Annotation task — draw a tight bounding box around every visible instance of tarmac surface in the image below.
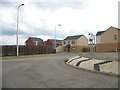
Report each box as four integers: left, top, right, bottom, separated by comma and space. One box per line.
2, 53, 119, 88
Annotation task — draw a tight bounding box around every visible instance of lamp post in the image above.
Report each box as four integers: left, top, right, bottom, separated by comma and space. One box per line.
16, 4, 24, 56
54, 24, 61, 52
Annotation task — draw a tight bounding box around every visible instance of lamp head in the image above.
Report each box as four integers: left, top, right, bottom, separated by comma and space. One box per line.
18, 4, 24, 8
58, 24, 61, 26
21, 4, 24, 6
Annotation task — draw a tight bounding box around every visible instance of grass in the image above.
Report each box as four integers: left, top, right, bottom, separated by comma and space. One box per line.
2, 54, 54, 60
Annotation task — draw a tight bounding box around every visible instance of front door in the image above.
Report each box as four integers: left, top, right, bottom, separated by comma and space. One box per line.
67, 47, 70, 52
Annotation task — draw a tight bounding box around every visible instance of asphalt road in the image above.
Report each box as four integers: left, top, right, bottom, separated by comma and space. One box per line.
2, 53, 119, 88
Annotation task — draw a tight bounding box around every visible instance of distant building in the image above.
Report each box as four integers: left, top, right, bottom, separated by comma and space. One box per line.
96, 26, 120, 52
62, 35, 89, 52
44, 39, 62, 47
25, 37, 44, 46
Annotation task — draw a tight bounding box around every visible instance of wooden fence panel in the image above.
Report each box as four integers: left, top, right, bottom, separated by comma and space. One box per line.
1, 45, 55, 56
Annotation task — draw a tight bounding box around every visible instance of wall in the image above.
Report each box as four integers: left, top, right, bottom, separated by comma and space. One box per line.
101, 27, 120, 43
44, 40, 53, 46
62, 40, 77, 47
26, 39, 34, 46
26, 39, 43, 46
96, 42, 119, 52
76, 46, 89, 52
96, 27, 120, 52
56, 46, 63, 53
77, 36, 88, 46
96, 36, 101, 44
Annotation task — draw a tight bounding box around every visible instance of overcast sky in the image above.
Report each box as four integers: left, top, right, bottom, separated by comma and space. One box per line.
0, 0, 119, 45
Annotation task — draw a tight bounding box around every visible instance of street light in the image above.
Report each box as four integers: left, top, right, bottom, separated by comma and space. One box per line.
54, 24, 61, 52
16, 4, 24, 56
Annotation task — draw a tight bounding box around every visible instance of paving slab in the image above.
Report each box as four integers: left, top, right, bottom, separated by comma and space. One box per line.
68, 57, 89, 66
66, 55, 120, 76
100, 61, 119, 75
67, 55, 80, 62
79, 59, 106, 70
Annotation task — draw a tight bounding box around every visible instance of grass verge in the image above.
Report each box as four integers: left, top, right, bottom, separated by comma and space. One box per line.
2, 54, 54, 60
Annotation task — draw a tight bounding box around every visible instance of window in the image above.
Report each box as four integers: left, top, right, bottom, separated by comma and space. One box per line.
114, 35, 117, 40
63, 41, 66, 45
68, 41, 70, 45
35, 41, 38, 46
72, 40, 75, 44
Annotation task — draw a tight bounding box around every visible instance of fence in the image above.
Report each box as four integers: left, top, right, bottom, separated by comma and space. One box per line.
1, 45, 55, 56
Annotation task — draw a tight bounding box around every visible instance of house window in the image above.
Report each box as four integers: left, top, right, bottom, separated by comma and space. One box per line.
114, 35, 117, 40
35, 41, 38, 46
63, 41, 66, 45
68, 41, 70, 45
72, 40, 75, 44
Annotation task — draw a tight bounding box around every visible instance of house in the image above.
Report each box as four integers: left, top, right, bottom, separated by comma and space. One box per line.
44, 39, 62, 47
96, 26, 120, 52
25, 37, 44, 46
62, 35, 89, 52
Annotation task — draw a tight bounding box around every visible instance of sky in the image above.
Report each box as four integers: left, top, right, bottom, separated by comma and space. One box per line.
0, 0, 119, 45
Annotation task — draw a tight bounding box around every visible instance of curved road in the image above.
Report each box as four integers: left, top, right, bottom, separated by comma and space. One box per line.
2, 53, 118, 88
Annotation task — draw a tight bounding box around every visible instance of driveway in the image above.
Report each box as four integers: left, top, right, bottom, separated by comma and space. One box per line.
2, 53, 118, 88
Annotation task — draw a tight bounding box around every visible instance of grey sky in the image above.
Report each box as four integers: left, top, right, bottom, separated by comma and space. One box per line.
0, 0, 119, 45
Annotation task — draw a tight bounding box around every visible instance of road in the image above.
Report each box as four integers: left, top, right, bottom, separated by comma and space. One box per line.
2, 53, 118, 88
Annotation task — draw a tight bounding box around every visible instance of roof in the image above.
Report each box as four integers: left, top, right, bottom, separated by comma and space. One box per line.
29, 37, 43, 42
47, 39, 62, 44
48, 39, 62, 42
96, 26, 120, 36
64, 35, 83, 40
96, 31, 105, 36
112, 26, 120, 30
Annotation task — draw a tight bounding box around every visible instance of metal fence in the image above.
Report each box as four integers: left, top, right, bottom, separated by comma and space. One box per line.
1, 45, 55, 56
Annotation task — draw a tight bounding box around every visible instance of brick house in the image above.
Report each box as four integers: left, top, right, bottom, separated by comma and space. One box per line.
62, 35, 89, 52
44, 39, 62, 47
96, 26, 120, 52
25, 37, 44, 46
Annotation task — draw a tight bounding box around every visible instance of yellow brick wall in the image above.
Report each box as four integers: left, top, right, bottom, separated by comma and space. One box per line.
96, 42, 120, 52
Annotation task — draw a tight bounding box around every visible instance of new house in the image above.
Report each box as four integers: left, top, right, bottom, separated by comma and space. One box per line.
44, 39, 62, 47
62, 35, 89, 52
25, 37, 44, 46
96, 26, 120, 52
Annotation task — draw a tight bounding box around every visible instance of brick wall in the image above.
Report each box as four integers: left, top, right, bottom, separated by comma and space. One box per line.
96, 42, 120, 52
26, 39, 43, 46
44, 40, 53, 46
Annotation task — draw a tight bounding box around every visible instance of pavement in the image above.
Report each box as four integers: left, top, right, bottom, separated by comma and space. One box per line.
65, 52, 120, 77
2, 53, 119, 88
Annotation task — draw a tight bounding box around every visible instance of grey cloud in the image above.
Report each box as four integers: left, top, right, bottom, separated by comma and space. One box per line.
1, 0, 89, 10
30, 27, 53, 36
34, 0, 88, 11
2, 25, 24, 36
54, 30, 67, 39
1, 2, 21, 9
1, 0, 88, 41
23, 25, 66, 39
2, 23, 52, 37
